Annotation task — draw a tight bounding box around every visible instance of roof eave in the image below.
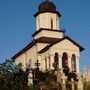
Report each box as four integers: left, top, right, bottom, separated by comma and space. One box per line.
34, 11, 61, 17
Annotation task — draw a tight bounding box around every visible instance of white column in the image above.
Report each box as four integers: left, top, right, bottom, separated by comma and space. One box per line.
39, 55, 45, 71
76, 57, 80, 73
59, 55, 62, 69
47, 57, 49, 70
46, 57, 49, 70
45, 57, 47, 71
68, 55, 72, 72
50, 54, 54, 70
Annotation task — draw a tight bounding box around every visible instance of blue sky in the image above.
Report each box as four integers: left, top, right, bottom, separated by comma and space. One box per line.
0, 0, 90, 70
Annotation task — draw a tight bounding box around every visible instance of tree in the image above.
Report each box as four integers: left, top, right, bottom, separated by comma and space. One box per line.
0, 59, 29, 90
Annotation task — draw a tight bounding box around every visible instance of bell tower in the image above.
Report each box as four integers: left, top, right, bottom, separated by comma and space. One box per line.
34, 0, 61, 31
32, 0, 65, 39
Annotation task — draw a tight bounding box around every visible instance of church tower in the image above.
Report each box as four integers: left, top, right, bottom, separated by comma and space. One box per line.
34, 0, 61, 30
33, 0, 65, 39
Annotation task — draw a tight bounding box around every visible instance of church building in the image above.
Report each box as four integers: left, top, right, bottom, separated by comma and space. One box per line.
12, 0, 84, 86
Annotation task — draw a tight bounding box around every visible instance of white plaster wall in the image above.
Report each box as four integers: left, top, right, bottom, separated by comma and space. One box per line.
42, 30, 63, 38
15, 45, 37, 70
38, 39, 80, 72
36, 43, 51, 71
36, 13, 60, 30
15, 43, 49, 71
34, 31, 42, 39
37, 43, 49, 51
26, 45, 37, 68
51, 39, 79, 57
37, 43, 49, 71
51, 39, 80, 73
15, 54, 26, 70
15, 39, 80, 73
34, 30, 63, 39
39, 49, 51, 71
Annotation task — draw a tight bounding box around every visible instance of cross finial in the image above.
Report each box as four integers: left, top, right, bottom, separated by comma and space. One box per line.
35, 60, 40, 68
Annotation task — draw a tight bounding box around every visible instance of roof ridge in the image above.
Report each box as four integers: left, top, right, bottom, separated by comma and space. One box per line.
38, 36, 85, 54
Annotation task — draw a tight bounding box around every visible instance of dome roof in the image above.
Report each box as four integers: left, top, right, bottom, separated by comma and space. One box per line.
34, 0, 61, 17
39, 0, 56, 12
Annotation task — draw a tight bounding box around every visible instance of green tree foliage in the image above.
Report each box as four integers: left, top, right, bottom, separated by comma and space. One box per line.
63, 66, 78, 82
0, 60, 62, 90
0, 59, 29, 90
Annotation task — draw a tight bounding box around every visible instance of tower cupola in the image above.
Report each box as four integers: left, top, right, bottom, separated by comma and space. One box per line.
39, 0, 56, 13
33, 0, 64, 39
34, 0, 61, 17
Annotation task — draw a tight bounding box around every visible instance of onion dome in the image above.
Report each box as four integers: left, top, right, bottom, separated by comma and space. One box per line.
39, 0, 56, 12
34, 0, 61, 17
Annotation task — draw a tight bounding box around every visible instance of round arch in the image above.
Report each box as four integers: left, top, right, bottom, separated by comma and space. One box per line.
62, 52, 68, 69
71, 54, 76, 72
54, 52, 59, 70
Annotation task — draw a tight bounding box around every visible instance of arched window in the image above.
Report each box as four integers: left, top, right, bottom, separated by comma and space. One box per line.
71, 54, 76, 72
54, 53, 59, 70
56, 16, 59, 29
51, 18, 53, 29
62, 52, 68, 68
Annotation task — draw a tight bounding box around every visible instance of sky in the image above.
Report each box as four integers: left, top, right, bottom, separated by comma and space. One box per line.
0, 0, 90, 70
